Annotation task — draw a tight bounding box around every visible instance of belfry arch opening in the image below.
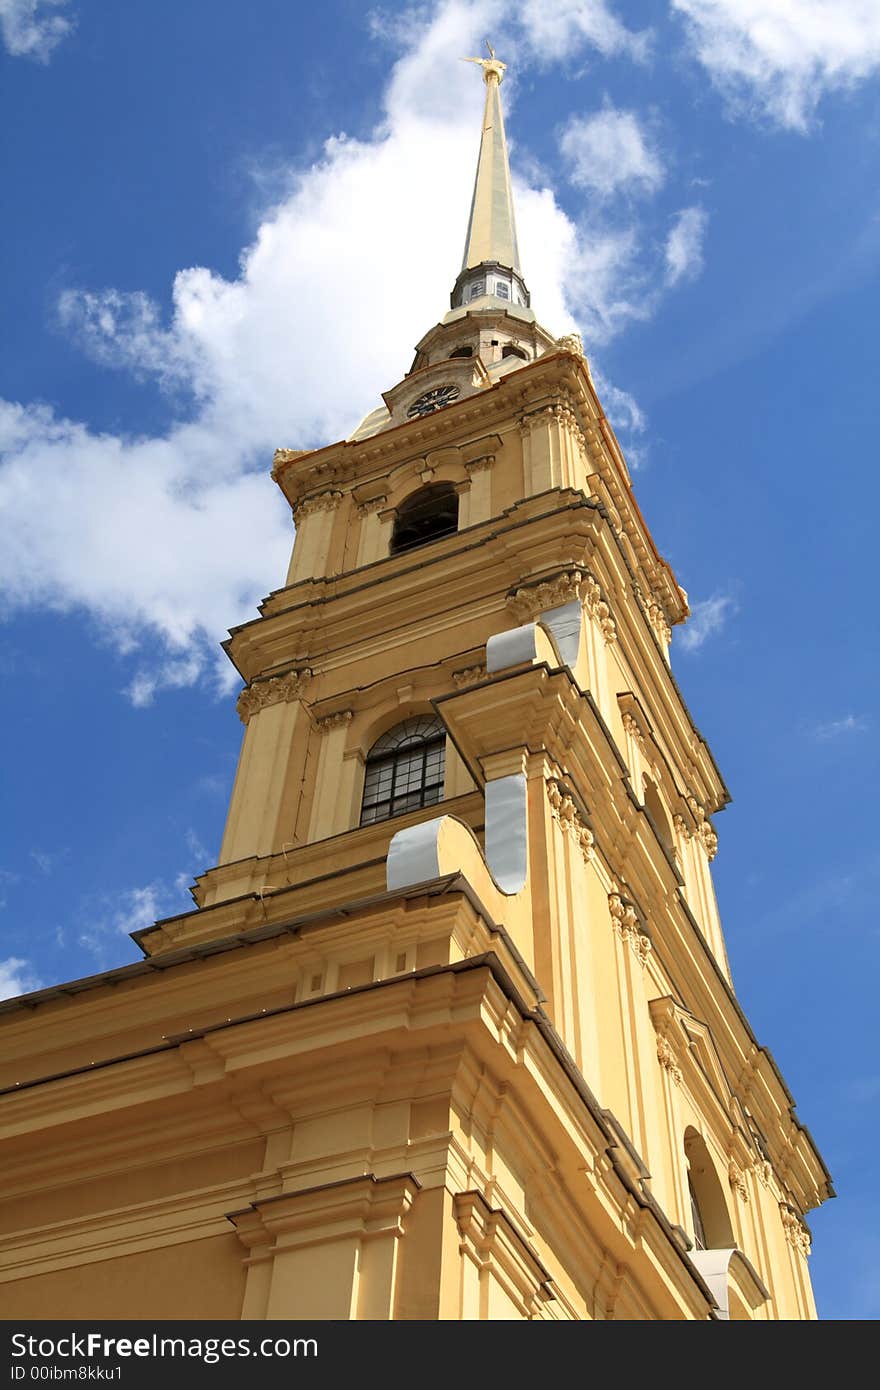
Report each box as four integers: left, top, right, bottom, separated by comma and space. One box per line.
390, 483, 459, 555
684, 1129, 734, 1250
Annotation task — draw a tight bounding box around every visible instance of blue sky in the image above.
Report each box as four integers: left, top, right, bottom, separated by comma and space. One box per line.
1, 0, 878, 1319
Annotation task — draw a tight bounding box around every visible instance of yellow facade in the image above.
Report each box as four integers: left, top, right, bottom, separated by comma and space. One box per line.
0, 60, 831, 1321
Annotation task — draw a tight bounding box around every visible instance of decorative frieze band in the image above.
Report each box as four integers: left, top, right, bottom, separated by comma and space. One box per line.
547, 780, 594, 861
452, 664, 487, 688
292, 490, 343, 522
237, 669, 312, 724
608, 892, 651, 966
315, 710, 353, 733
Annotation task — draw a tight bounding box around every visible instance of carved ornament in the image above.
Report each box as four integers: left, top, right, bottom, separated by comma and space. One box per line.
292, 490, 344, 522
237, 669, 312, 724
452, 664, 487, 688
686, 795, 718, 861
584, 573, 617, 644
464, 454, 495, 475
315, 710, 353, 733
608, 892, 651, 966
646, 599, 672, 647
555, 332, 584, 357
781, 1206, 812, 1258
547, 780, 594, 862
656, 1035, 683, 1086
355, 495, 387, 517
728, 1162, 750, 1203
621, 711, 647, 753
506, 569, 586, 620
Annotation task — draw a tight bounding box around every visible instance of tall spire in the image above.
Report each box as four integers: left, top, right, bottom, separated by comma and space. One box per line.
451, 45, 529, 312
461, 47, 520, 273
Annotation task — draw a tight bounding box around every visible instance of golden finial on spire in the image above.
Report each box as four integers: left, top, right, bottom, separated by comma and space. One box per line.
462, 38, 506, 84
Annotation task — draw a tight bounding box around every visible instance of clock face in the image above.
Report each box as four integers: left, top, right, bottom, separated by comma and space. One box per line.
406, 384, 461, 418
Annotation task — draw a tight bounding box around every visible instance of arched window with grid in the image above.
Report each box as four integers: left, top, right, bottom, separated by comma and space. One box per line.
359, 715, 446, 826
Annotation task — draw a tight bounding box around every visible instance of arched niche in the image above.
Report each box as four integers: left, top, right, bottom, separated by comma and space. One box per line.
684, 1128, 735, 1250
643, 774, 674, 856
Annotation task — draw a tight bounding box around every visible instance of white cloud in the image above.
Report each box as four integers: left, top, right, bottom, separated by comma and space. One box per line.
676, 592, 736, 651
76, 882, 177, 964
665, 206, 709, 284
671, 0, 880, 130
810, 714, 868, 741
0, 0, 72, 61
1, 0, 696, 701
0, 956, 41, 999
518, 0, 651, 63
559, 108, 664, 199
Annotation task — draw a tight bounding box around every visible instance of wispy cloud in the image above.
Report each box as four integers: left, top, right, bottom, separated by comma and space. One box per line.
517, 0, 651, 64
29, 846, 68, 876
809, 714, 868, 741
559, 106, 664, 199
671, 0, 880, 131
665, 206, 709, 285
676, 592, 737, 651
0, 869, 19, 910
0, 0, 73, 62
0, 955, 42, 1000
76, 882, 175, 965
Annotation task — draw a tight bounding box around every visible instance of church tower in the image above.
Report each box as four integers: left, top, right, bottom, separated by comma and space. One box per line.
0, 54, 832, 1321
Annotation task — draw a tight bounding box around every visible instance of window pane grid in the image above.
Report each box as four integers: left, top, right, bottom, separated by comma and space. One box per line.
360, 731, 446, 826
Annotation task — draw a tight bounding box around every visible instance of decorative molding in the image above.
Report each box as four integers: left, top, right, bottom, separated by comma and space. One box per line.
780, 1205, 812, 1258
547, 780, 594, 862
584, 573, 617, 644
355, 495, 387, 517
621, 710, 647, 754
686, 796, 718, 860
292, 490, 344, 521
656, 1035, 683, 1086
453, 1190, 556, 1319
751, 1158, 774, 1190
647, 599, 672, 647
237, 669, 312, 724
506, 569, 586, 621
452, 664, 487, 688
728, 1162, 750, 1203
608, 892, 651, 966
464, 454, 495, 475
315, 710, 353, 733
